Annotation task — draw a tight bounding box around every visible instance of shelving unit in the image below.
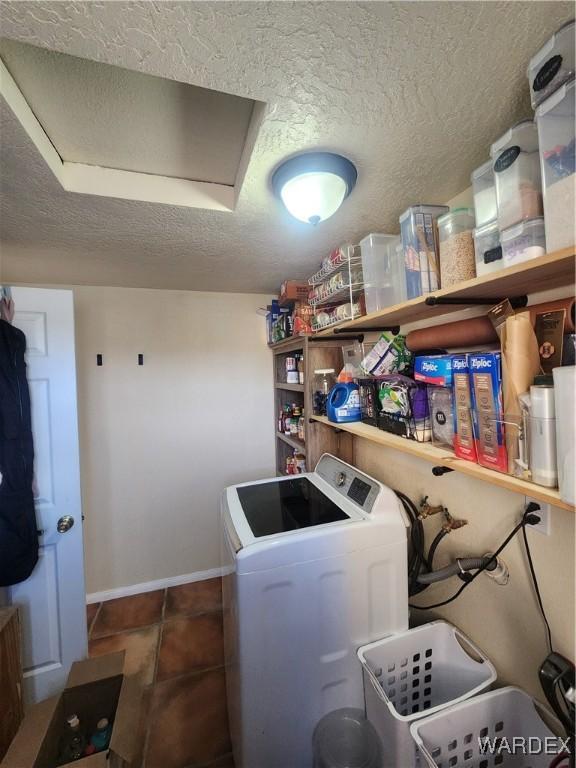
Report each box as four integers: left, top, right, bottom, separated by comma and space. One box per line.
313, 246, 575, 335
276, 382, 304, 393
271, 336, 354, 475
276, 431, 307, 453
311, 415, 574, 512
269, 246, 575, 507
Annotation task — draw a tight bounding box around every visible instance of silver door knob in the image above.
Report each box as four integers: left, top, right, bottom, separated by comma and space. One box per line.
57, 515, 75, 533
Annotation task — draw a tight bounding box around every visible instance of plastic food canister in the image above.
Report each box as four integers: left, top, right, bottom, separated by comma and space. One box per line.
500, 216, 546, 267
536, 77, 576, 253
553, 365, 575, 505
360, 233, 406, 314
400, 204, 449, 299
437, 208, 476, 288
471, 160, 498, 227
528, 18, 575, 109
473, 220, 503, 276
491, 120, 543, 231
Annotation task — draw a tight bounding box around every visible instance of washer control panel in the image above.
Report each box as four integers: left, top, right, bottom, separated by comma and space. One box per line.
315, 454, 380, 513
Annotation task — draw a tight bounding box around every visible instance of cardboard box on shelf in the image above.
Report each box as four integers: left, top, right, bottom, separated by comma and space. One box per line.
2, 652, 142, 768
279, 281, 309, 305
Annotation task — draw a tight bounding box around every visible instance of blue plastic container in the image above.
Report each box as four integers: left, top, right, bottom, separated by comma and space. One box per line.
326, 383, 362, 423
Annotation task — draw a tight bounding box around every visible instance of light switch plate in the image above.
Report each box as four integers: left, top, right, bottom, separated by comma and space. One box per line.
525, 497, 551, 536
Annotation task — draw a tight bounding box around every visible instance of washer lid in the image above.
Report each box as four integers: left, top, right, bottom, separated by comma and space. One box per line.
237, 476, 349, 537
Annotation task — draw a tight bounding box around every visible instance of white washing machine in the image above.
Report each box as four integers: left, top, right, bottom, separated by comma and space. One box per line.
220, 454, 409, 768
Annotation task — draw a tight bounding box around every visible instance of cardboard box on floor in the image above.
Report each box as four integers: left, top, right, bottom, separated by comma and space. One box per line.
1, 651, 142, 768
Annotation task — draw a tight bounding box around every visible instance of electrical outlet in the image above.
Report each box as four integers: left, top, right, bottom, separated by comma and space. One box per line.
524, 497, 551, 536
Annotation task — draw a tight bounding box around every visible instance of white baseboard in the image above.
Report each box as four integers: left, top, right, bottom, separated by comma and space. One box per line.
86, 566, 224, 604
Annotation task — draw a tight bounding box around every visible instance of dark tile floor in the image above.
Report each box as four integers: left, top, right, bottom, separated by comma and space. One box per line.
87, 578, 232, 768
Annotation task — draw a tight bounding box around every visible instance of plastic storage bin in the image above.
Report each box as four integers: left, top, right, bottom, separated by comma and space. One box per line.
360, 233, 406, 314
410, 686, 564, 768
473, 220, 503, 276
536, 77, 576, 253
471, 160, 498, 227
358, 621, 497, 768
501, 217, 546, 267
528, 19, 575, 108
400, 205, 449, 299
313, 708, 382, 768
491, 120, 543, 231
437, 208, 476, 288
553, 366, 576, 506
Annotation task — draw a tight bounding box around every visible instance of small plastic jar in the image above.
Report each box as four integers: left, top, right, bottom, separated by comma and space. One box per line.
473, 220, 503, 276
471, 160, 497, 227
437, 208, 476, 288
501, 216, 546, 267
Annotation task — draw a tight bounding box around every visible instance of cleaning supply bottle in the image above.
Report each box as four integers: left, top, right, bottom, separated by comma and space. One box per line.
58, 714, 86, 764
326, 382, 362, 423
90, 718, 112, 753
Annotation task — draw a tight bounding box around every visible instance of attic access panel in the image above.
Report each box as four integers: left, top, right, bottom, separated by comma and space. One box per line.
0, 38, 264, 211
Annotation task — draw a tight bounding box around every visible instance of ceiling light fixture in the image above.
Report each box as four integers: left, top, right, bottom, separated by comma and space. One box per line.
272, 152, 357, 225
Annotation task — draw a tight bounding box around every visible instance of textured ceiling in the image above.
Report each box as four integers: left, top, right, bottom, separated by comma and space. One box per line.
0, 1, 573, 293
0, 37, 257, 184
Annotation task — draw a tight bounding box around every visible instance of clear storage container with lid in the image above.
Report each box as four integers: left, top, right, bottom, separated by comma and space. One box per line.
501, 216, 546, 267
360, 233, 406, 314
400, 204, 448, 299
473, 220, 502, 276
437, 208, 476, 287
491, 119, 543, 231
471, 160, 497, 226
528, 19, 575, 108
536, 77, 575, 253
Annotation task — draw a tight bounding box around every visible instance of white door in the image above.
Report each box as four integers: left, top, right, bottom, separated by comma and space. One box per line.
6, 286, 87, 705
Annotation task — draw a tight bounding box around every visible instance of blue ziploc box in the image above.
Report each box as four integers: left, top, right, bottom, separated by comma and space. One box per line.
468, 352, 508, 473
451, 354, 477, 462
414, 354, 453, 386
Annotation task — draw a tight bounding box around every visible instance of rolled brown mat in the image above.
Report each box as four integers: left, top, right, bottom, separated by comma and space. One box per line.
406, 316, 498, 351
529, 297, 575, 332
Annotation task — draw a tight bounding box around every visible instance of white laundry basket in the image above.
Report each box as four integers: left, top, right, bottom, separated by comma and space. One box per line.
410, 686, 565, 768
358, 621, 497, 768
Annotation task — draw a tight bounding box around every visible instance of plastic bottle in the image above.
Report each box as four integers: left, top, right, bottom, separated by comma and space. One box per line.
283, 405, 293, 435
90, 718, 112, 752
59, 714, 86, 764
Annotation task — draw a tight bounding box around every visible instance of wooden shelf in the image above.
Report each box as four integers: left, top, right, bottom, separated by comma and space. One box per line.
311, 415, 574, 513
268, 336, 308, 351
276, 432, 307, 453
315, 246, 575, 335
275, 382, 304, 393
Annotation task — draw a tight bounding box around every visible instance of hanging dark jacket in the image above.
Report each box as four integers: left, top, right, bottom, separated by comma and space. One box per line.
0, 318, 38, 586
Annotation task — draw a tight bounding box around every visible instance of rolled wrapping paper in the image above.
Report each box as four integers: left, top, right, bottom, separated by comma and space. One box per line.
405, 298, 575, 352
406, 317, 498, 351
529, 297, 575, 333
501, 312, 542, 475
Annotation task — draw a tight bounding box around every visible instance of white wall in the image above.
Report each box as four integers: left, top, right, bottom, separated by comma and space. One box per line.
354, 443, 575, 701
71, 286, 274, 597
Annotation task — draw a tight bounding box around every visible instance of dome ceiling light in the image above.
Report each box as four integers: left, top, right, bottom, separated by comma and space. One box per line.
271, 152, 357, 225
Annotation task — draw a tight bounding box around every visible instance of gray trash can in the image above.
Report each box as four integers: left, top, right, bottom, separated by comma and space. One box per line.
313, 708, 382, 768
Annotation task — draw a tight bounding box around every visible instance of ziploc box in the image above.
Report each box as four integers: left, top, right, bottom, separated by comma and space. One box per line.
2, 651, 143, 768
414, 355, 454, 449
414, 354, 453, 386
451, 354, 477, 462
468, 352, 508, 473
